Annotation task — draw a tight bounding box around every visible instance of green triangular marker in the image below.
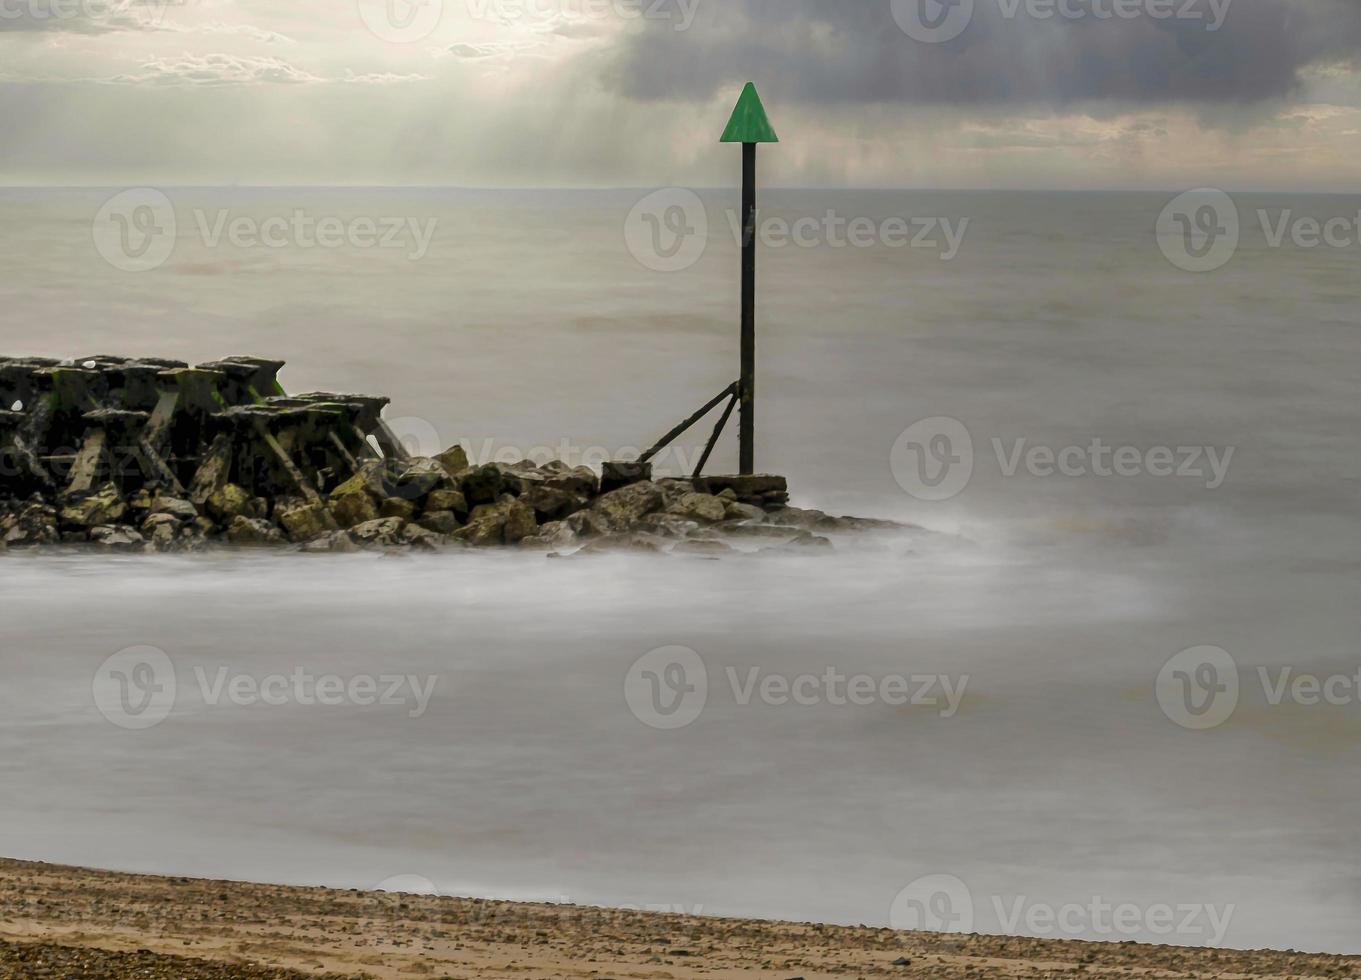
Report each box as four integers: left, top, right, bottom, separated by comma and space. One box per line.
720, 82, 778, 144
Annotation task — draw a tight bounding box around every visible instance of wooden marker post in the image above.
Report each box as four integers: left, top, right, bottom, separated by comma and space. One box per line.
720, 82, 778, 476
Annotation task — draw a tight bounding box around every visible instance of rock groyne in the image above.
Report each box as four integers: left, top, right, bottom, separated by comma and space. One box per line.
0, 355, 896, 555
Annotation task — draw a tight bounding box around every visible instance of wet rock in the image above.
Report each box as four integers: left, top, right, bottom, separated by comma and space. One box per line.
350, 517, 408, 548
635, 513, 701, 539
519, 520, 577, 551
226, 516, 285, 546
299, 530, 358, 554
380, 497, 418, 522
453, 495, 536, 546
694, 474, 788, 507
149, 495, 198, 522
720, 523, 802, 541
585, 481, 664, 536
782, 532, 834, 550
418, 511, 462, 535
425, 489, 468, 518
331, 491, 379, 529
457, 464, 506, 507
668, 492, 727, 524
540, 460, 598, 497
601, 460, 652, 494
521, 485, 590, 523
434, 444, 470, 478
503, 498, 538, 544
277, 502, 333, 543
392, 458, 449, 501
206, 484, 256, 524
140, 512, 182, 552
59, 483, 126, 528
89, 524, 144, 551
401, 524, 443, 551
724, 501, 766, 523
578, 532, 668, 555
2, 502, 58, 547
672, 538, 735, 558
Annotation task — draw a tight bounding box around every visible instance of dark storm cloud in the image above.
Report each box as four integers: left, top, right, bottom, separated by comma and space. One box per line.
606, 0, 1361, 106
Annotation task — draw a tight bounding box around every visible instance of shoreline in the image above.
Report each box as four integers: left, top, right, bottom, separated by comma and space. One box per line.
2, 859, 1356, 979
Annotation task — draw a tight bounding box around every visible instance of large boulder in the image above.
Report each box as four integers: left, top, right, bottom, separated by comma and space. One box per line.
2, 502, 58, 547
425, 489, 468, 518
226, 516, 285, 546
521, 484, 590, 523
328, 465, 386, 528
456, 464, 506, 507
380, 498, 418, 522
391, 458, 450, 502
89, 524, 144, 552
519, 520, 578, 552
582, 481, 664, 536
299, 530, 359, 554
59, 484, 125, 528
693, 474, 789, 509
206, 483, 256, 524
667, 492, 727, 524
149, 495, 198, 522
601, 461, 652, 495
350, 517, 408, 548
452, 495, 537, 547
540, 460, 598, 497
435, 445, 470, 478
140, 512, 182, 552
419, 511, 462, 535
331, 490, 379, 529
277, 501, 333, 543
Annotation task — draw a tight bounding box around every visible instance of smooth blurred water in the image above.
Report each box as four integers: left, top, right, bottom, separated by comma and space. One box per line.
1, 188, 1359, 954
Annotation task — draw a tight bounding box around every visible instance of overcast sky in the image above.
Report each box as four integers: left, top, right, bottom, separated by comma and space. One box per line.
2, 0, 1359, 188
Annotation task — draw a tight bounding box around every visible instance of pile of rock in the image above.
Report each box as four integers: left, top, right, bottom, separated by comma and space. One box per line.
0, 354, 900, 556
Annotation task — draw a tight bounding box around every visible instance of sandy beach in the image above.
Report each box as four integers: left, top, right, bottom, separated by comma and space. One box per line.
0, 859, 1354, 980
